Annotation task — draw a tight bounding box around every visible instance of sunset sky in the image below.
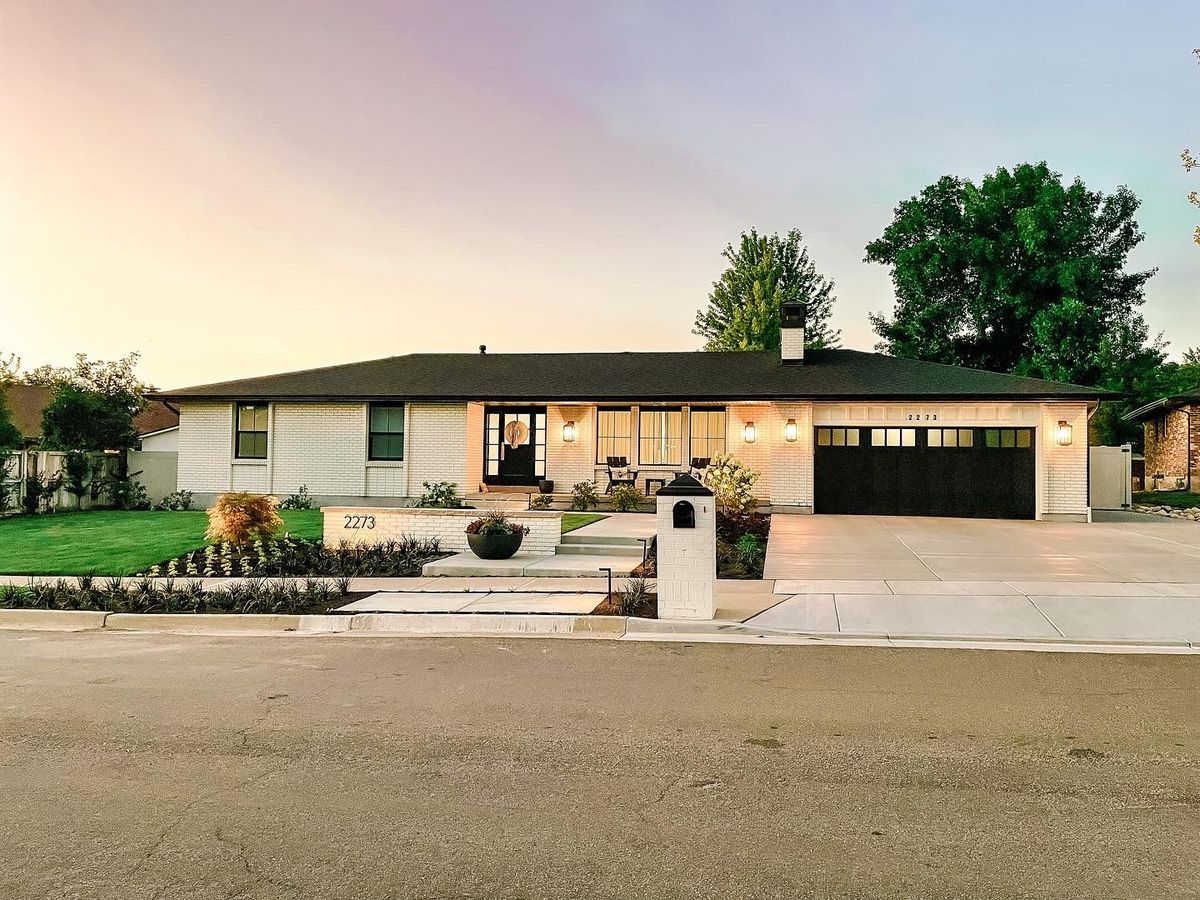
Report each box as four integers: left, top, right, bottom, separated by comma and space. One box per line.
2, 1, 1198, 389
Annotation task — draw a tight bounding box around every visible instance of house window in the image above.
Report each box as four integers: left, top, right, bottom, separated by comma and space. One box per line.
870, 428, 916, 447
816, 427, 860, 447
926, 428, 974, 448
596, 408, 632, 463
639, 408, 682, 466
984, 428, 1033, 449
235, 403, 269, 459
689, 408, 726, 460
368, 403, 405, 461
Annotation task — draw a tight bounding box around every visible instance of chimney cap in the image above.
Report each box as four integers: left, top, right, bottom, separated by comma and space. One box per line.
780, 301, 807, 327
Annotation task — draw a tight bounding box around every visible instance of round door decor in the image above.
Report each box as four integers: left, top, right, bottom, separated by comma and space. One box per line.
503, 420, 529, 448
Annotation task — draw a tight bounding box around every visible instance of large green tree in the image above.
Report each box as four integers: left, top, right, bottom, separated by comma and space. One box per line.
39, 353, 145, 453
865, 162, 1164, 444
694, 228, 840, 351
0, 388, 20, 452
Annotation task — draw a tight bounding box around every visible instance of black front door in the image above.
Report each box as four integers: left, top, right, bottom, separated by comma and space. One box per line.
484, 407, 547, 486
813, 426, 1036, 519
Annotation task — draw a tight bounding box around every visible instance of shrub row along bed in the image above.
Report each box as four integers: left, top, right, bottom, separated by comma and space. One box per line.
0, 576, 356, 615
144, 535, 448, 579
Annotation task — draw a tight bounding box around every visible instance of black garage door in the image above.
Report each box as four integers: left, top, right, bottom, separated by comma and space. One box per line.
814, 426, 1036, 519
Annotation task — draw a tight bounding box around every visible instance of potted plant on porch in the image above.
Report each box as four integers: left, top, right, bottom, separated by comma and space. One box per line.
465, 511, 531, 560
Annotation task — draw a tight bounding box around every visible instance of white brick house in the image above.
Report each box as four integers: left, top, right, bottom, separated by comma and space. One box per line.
158, 303, 1107, 522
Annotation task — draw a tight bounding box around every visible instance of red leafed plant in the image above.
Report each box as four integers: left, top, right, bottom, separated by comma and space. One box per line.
205, 492, 284, 546
465, 511, 529, 537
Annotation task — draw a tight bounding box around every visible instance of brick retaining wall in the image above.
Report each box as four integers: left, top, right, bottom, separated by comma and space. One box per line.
322, 507, 562, 555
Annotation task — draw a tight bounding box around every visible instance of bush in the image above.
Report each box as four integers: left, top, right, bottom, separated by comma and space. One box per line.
610, 577, 655, 616
0, 575, 350, 616
106, 476, 151, 511
465, 511, 529, 536
417, 481, 462, 508
702, 454, 760, 514
155, 490, 194, 511
570, 480, 599, 511
528, 493, 554, 510
205, 492, 283, 546
609, 483, 645, 512
22, 471, 61, 515
279, 484, 313, 510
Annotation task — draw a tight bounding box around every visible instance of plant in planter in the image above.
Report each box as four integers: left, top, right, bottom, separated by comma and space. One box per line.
465, 511, 531, 560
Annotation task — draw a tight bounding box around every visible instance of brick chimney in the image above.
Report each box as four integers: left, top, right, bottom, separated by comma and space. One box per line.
780, 301, 806, 364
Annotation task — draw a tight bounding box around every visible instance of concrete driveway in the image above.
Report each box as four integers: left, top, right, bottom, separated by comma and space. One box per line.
764, 512, 1200, 583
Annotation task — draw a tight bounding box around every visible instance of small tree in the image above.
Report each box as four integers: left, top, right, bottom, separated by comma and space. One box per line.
206, 493, 283, 547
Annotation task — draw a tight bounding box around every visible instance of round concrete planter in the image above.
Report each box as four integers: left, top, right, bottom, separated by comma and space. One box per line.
467, 531, 525, 560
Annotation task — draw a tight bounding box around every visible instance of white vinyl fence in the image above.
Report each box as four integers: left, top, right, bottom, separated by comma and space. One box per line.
1089, 445, 1133, 511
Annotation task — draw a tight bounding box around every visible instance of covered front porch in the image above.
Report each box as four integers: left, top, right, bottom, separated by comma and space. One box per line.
461, 400, 792, 500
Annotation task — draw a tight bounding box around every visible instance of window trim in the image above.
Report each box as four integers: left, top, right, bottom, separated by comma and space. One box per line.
688, 406, 727, 461
234, 402, 269, 460
367, 402, 406, 462
638, 406, 684, 467
595, 406, 633, 465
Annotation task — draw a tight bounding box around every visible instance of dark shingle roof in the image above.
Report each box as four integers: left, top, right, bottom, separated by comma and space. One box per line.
1123, 392, 1200, 422
154, 349, 1111, 403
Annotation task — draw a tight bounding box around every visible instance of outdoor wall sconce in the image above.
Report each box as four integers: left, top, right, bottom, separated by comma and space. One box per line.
784, 418, 798, 442
743, 422, 756, 443
1055, 420, 1073, 446
562, 421, 577, 443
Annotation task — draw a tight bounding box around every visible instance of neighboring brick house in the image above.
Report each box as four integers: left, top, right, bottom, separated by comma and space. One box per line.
1125, 393, 1200, 491
154, 302, 1111, 522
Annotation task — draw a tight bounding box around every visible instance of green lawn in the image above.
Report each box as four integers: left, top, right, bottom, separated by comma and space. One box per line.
1133, 491, 1200, 510
0, 510, 323, 576
561, 513, 607, 534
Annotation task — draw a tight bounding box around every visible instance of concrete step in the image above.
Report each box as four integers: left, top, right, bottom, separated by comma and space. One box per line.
555, 542, 644, 557
559, 532, 648, 547
522, 555, 643, 578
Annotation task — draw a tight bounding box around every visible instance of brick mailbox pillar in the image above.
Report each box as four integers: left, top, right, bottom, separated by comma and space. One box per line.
654, 473, 716, 619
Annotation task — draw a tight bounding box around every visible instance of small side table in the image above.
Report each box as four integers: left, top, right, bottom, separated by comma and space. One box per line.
645, 477, 666, 495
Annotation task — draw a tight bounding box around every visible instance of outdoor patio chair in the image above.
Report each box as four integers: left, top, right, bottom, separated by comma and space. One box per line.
605, 456, 638, 493
676, 457, 710, 480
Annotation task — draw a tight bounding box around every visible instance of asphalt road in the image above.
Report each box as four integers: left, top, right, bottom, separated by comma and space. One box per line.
1, 632, 1198, 900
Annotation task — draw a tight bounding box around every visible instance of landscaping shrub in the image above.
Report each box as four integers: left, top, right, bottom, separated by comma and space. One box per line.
105, 476, 151, 511
279, 484, 313, 510
702, 454, 760, 514
148, 534, 445, 578
609, 483, 645, 512
155, 490, 195, 511
0, 575, 352, 616
714, 509, 772, 579
417, 480, 462, 508
609, 576, 655, 617
528, 493, 554, 510
22, 471, 61, 515
205, 492, 284, 546
570, 480, 599, 511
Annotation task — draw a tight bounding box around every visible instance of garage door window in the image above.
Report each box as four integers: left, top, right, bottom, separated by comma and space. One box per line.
984, 428, 1032, 449
870, 428, 916, 447
816, 427, 860, 447
927, 428, 974, 448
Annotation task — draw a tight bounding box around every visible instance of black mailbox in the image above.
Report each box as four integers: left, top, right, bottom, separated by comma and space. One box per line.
673, 500, 695, 529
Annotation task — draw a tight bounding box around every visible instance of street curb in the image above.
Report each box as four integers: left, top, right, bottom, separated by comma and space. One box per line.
103, 613, 306, 634
348, 613, 627, 638
0, 609, 110, 631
